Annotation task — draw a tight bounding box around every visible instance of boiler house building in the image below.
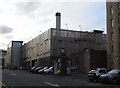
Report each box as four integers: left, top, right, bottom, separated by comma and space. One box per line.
6, 12, 107, 73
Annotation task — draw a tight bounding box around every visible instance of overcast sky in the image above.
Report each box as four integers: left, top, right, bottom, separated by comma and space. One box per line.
0, 0, 106, 50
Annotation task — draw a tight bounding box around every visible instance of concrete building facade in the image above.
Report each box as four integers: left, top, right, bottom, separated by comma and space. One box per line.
5, 12, 107, 73
5, 41, 23, 69
20, 28, 107, 73
106, 1, 120, 69
0, 49, 7, 69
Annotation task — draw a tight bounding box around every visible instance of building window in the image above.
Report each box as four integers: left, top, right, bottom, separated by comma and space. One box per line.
58, 40, 62, 42
111, 19, 113, 27
111, 45, 114, 53
118, 14, 120, 23
110, 6, 113, 14
63, 31, 67, 37
119, 1, 120, 8
74, 39, 78, 43
119, 28, 120, 42
52, 30, 56, 36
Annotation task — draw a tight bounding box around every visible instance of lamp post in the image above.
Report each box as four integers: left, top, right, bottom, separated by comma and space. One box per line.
65, 24, 68, 30
79, 25, 81, 31
38, 30, 41, 35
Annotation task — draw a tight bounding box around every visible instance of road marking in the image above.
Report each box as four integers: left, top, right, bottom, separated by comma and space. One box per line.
11, 73, 16, 75
0, 82, 8, 88
44, 82, 60, 87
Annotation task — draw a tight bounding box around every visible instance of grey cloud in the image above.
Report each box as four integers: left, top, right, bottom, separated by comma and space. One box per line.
15, 0, 41, 15
37, 18, 51, 24
15, 0, 53, 18
38, 10, 54, 17
34, 10, 53, 23
0, 25, 13, 34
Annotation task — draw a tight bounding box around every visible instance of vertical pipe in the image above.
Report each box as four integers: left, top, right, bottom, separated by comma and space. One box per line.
56, 12, 61, 29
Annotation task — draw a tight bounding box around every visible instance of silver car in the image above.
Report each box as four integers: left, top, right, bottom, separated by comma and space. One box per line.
38, 67, 48, 74
44, 67, 53, 74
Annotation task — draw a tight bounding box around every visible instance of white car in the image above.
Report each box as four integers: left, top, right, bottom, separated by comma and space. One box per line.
44, 67, 53, 74
88, 68, 107, 82
38, 67, 48, 74
30, 66, 37, 72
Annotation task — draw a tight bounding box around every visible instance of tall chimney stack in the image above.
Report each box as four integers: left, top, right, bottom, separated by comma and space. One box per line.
55, 12, 61, 29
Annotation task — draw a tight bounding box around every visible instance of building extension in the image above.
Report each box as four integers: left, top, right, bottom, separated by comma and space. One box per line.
0, 49, 7, 69
106, 0, 120, 69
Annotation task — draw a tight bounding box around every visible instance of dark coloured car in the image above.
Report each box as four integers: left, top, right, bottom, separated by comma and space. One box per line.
88, 68, 107, 82
100, 69, 120, 84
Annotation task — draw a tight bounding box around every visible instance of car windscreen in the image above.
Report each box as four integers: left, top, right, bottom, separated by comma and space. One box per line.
108, 70, 120, 74
99, 70, 107, 73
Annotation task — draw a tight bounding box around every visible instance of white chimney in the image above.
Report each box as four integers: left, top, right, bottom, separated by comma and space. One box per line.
55, 12, 61, 29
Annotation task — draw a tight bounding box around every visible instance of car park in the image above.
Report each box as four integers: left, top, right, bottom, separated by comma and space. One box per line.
38, 67, 48, 74
100, 69, 120, 84
43, 67, 53, 74
88, 68, 107, 82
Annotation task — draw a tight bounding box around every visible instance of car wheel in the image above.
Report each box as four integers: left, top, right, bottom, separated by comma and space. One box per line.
48, 71, 52, 74
89, 78, 93, 82
96, 76, 101, 82
112, 78, 118, 84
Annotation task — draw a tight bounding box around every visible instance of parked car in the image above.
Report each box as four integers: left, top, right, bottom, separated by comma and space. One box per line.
70, 66, 78, 72
20, 66, 27, 70
29, 66, 37, 73
43, 67, 53, 74
38, 67, 48, 74
88, 68, 107, 82
100, 69, 120, 84
33, 66, 42, 73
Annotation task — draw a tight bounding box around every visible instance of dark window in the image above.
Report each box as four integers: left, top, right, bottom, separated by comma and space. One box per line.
118, 72, 120, 75
110, 6, 113, 14
99, 70, 106, 73
58, 40, 62, 42
118, 14, 120, 23
74, 39, 78, 43
119, 1, 120, 8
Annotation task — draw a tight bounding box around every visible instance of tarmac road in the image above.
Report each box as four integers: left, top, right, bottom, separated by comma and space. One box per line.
1, 70, 119, 88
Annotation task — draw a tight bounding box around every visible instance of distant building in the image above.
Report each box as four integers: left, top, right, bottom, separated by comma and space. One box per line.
0, 49, 7, 68
5, 41, 23, 69
106, 1, 120, 69
20, 28, 107, 73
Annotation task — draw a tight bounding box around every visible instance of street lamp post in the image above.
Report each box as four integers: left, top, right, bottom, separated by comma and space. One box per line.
65, 24, 68, 30
79, 25, 81, 31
